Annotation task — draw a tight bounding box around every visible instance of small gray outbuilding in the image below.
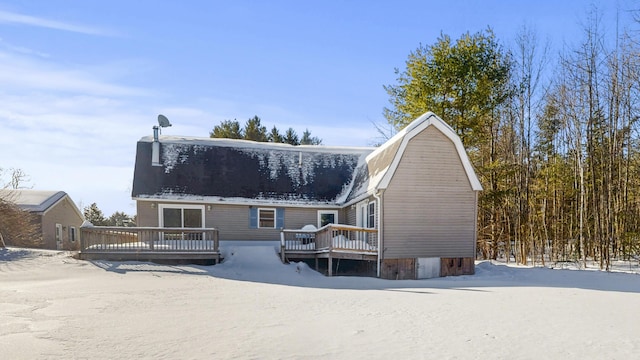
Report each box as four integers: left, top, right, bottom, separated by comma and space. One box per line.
0, 189, 84, 250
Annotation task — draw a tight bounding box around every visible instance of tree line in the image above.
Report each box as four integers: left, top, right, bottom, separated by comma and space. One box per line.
83, 203, 136, 227
384, 9, 640, 269
210, 115, 322, 145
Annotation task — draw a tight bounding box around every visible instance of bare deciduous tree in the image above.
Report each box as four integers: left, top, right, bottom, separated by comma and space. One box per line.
0, 194, 42, 248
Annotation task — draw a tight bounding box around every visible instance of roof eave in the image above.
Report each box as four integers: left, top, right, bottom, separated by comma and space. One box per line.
132, 196, 344, 209
376, 112, 483, 192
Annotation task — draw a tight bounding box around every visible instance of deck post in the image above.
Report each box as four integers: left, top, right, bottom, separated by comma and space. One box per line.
213, 229, 219, 264
280, 231, 286, 263
328, 255, 333, 276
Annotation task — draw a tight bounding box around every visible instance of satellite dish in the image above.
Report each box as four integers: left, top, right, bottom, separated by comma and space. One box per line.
158, 114, 172, 128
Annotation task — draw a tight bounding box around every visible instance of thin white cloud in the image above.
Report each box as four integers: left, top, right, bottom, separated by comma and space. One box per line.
0, 37, 49, 58
0, 51, 151, 96
0, 9, 115, 36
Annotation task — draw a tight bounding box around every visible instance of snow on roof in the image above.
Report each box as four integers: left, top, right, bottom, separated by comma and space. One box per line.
367, 112, 482, 192
132, 136, 375, 205
132, 112, 482, 206
0, 189, 67, 212
139, 135, 376, 154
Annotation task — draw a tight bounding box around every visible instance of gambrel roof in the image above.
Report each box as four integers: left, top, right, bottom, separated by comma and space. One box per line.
131, 112, 481, 207
343, 112, 482, 205
132, 136, 375, 206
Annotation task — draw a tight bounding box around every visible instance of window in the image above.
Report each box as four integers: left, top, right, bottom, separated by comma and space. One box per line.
159, 205, 204, 228
159, 205, 205, 240
249, 207, 284, 229
356, 201, 376, 229
258, 208, 276, 228
163, 208, 182, 227
367, 201, 376, 228
69, 227, 77, 242
317, 210, 338, 228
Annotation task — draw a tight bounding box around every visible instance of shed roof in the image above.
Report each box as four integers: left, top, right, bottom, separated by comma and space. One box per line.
0, 189, 68, 213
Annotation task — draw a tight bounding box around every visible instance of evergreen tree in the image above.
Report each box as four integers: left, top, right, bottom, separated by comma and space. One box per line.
210, 117, 321, 146
210, 120, 243, 139
384, 28, 511, 150
300, 129, 322, 145
268, 126, 284, 143
107, 211, 134, 227
83, 203, 107, 226
284, 128, 299, 145
243, 116, 268, 142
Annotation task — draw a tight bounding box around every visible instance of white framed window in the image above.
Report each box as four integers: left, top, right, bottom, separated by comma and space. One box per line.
158, 204, 205, 228
258, 208, 276, 228
69, 226, 77, 242
317, 210, 339, 228
356, 201, 375, 229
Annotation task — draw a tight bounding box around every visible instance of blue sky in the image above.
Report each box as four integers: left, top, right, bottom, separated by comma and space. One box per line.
0, 0, 635, 216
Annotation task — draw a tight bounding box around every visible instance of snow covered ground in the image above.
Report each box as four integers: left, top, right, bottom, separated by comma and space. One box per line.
1, 244, 639, 359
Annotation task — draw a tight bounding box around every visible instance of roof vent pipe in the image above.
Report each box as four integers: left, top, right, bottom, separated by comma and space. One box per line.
152, 126, 161, 166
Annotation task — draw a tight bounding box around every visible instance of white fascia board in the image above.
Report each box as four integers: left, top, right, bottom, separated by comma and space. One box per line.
133, 197, 343, 209
376, 112, 483, 191
341, 189, 377, 208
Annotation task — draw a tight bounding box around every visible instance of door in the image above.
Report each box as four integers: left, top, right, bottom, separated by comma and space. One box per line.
356, 203, 368, 241
417, 257, 441, 279
55, 224, 63, 250
356, 203, 367, 227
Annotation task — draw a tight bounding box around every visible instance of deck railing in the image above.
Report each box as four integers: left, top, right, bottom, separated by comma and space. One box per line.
280, 224, 378, 261
80, 226, 219, 254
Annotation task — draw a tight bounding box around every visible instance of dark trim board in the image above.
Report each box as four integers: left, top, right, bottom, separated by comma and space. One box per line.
282, 249, 377, 276
282, 250, 377, 262
315, 252, 377, 261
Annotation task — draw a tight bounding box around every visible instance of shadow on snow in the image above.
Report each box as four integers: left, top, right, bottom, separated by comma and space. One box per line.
85, 244, 640, 294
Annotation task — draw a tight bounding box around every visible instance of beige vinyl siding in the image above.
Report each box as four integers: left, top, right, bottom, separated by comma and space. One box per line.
383, 126, 477, 258
41, 197, 84, 250
344, 206, 356, 226
347, 196, 378, 228
136, 200, 341, 241
213, 204, 343, 240
136, 201, 159, 227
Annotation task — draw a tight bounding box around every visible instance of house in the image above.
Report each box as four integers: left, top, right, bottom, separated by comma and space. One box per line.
0, 189, 84, 250
131, 112, 482, 279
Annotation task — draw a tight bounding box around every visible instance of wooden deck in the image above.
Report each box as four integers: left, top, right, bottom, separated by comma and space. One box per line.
79, 226, 221, 263
280, 224, 378, 276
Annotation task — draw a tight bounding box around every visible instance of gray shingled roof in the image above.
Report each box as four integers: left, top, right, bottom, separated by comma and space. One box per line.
131, 112, 482, 206
0, 189, 68, 213
131, 136, 376, 206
